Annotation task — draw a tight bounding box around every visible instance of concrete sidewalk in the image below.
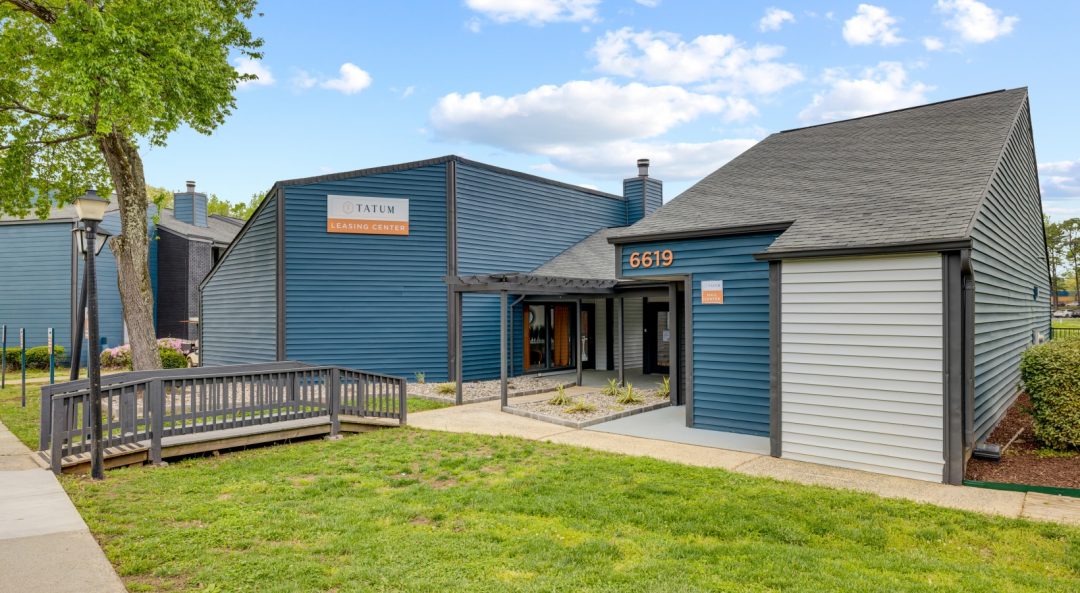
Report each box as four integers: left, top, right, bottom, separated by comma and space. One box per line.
0, 421, 126, 593
409, 396, 1080, 526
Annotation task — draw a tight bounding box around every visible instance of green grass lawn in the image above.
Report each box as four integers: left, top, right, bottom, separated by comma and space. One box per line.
55, 429, 1079, 593
1053, 317, 1080, 328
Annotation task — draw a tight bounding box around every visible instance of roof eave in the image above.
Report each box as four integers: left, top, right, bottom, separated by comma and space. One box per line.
607, 222, 793, 245
753, 238, 973, 261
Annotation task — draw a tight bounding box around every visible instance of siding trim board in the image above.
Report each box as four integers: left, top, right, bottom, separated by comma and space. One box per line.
276, 185, 286, 360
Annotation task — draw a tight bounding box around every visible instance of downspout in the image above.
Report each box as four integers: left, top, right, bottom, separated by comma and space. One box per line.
960, 250, 982, 462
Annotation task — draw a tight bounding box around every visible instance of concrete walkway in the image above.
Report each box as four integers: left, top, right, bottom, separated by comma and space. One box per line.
409, 395, 1080, 526
0, 420, 126, 593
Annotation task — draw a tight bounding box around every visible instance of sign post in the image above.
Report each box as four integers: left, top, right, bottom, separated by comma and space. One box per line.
48, 327, 55, 385
1, 324, 6, 389
19, 328, 26, 407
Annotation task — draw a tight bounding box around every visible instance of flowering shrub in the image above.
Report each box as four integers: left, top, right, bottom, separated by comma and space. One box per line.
100, 339, 188, 370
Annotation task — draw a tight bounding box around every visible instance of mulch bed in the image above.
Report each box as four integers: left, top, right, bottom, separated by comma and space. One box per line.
965, 393, 1080, 489
508, 388, 668, 426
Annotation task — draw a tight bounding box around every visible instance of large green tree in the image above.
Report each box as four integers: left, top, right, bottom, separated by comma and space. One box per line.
0, 1, 261, 369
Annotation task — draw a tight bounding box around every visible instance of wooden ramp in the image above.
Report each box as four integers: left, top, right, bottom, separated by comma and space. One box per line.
36, 415, 399, 474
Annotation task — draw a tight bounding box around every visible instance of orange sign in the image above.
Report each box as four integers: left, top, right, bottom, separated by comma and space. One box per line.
701, 280, 724, 304
327, 195, 409, 236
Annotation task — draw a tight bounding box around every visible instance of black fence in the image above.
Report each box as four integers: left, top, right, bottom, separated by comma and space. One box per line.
1051, 326, 1080, 341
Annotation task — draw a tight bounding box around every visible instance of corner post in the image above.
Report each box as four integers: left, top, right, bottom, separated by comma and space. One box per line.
328, 368, 341, 437
50, 397, 66, 474
500, 290, 508, 408
39, 386, 52, 451
398, 378, 407, 426
149, 379, 164, 465
455, 290, 463, 406
768, 261, 782, 458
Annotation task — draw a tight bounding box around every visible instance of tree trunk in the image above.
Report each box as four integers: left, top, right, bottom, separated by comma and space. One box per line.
97, 130, 161, 370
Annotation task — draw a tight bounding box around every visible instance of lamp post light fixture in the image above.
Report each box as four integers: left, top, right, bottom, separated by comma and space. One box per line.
74, 189, 109, 480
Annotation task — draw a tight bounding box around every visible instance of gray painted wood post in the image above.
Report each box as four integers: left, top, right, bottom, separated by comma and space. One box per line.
329, 368, 341, 436
575, 298, 583, 387
121, 388, 136, 436
668, 282, 678, 406
39, 388, 52, 451
615, 296, 624, 385
455, 291, 463, 406
50, 398, 65, 474
398, 378, 407, 426
149, 379, 163, 465
500, 290, 508, 409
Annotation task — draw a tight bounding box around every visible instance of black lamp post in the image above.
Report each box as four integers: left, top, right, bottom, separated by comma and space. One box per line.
74, 189, 110, 480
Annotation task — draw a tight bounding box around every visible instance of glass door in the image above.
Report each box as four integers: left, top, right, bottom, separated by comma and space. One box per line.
523, 303, 578, 372
644, 302, 670, 375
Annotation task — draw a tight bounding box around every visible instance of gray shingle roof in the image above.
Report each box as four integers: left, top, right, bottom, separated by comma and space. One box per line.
532, 227, 626, 280
156, 209, 242, 245
609, 88, 1029, 255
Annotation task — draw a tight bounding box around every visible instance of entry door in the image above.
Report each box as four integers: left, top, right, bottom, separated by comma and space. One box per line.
644, 302, 670, 375
523, 303, 580, 372
580, 303, 596, 370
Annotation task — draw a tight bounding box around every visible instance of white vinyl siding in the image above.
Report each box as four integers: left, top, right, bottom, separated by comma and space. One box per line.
781, 254, 945, 482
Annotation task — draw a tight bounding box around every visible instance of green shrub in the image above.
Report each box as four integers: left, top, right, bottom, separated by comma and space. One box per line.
436, 382, 456, 395
100, 344, 132, 370
160, 347, 189, 369
1, 345, 65, 371
414, 371, 426, 384
548, 385, 572, 405
1020, 340, 1080, 450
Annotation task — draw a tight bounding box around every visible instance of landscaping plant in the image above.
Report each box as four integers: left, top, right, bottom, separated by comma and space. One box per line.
658, 376, 671, 398
1020, 340, 1080, 450
414, 372, 426, 384
3, 345, 65, 371
565, 398, 597, 413
601, 377, 621, 396
616, 382, 642, 405
436, 382, 457, 395
548, 385, 572, 405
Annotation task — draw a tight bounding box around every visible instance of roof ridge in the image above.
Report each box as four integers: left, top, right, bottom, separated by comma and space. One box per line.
780, 88, 1018, 134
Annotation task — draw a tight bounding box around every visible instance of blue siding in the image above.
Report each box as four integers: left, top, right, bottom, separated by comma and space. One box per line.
201, 194, 278, 365
622, 233, 780, 436
283, 165, 448, 380
0, 222, 74, 355
456, 163, 627, 380
173, 193, 208, 227
624, 178, 643, 225
971, 101, 1051, 442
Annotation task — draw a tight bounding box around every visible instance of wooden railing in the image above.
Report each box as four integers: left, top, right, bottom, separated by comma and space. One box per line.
38, 362, 406, 473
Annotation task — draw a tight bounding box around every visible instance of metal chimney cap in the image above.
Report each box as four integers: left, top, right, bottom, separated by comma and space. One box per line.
637, 159, 650, 177
185, 180, 196, 192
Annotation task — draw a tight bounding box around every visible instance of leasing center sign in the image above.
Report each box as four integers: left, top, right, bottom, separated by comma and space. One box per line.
327, 195, 409, 236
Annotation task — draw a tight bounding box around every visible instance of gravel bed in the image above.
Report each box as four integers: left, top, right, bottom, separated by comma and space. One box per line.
509, 388, 668, 424
408, 374, 575, 403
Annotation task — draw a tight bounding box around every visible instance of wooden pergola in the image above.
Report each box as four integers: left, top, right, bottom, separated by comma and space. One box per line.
445, 272, 684, 410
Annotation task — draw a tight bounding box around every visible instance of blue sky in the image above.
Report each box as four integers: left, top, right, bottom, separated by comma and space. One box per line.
141, 0, 1080, 219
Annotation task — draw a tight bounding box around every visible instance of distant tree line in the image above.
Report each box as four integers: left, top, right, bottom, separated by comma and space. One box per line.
1045, 216, 1080, 303
147, 185, 264, 221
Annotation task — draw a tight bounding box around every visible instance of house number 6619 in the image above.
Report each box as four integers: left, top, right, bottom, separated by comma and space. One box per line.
629, 249, 674, 269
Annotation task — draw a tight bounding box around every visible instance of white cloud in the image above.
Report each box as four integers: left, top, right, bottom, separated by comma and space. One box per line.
401, 85, 415, 99
320, 63, 373, 95
799, 62, 932, 122
431, 78, 754, 152
592, 28, 803, 94
465, 0, 599, 25
759, 7, 795, 32
635, 0, 660, 6
233, 57, 274, 88
923, 36, 945, 51
290, 69, 317, 91
465, 17, 483, 33
843, 4, 903, 46
543, 138, 758, 180
936, 0, 1017, 43
1040, 160, 1080, 206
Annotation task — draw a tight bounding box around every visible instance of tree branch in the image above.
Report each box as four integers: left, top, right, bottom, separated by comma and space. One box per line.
0, 101, 69, 122
3, 0, 58, 24
0, 130, 91, 151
